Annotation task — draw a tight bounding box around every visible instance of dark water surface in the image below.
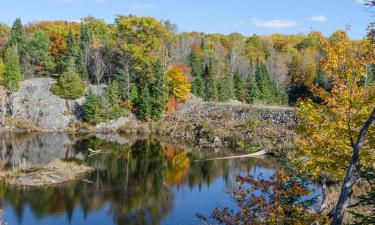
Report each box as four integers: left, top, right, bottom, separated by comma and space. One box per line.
0, 133, 281, 225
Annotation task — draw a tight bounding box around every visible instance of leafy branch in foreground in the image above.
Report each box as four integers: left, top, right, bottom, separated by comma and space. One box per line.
197, 170, 328, 225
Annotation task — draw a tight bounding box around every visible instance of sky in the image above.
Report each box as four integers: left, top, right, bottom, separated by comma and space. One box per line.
0, 0, 373, 39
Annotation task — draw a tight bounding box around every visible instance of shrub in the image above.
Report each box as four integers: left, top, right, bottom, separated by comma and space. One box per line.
245, 116, 259, 131
51, 70, 85, 99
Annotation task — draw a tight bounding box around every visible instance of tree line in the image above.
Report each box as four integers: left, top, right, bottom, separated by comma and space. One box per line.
0, 15, 374, 122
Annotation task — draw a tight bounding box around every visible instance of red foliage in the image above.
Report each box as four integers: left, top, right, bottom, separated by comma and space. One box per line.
166, 96, 180, 112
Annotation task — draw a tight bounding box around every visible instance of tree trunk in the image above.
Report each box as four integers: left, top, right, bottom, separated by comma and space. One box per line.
317, 177, 328, 214
331, 107, 375, 225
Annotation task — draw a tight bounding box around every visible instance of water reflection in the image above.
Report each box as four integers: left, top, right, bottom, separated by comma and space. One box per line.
0, 133, 278, 225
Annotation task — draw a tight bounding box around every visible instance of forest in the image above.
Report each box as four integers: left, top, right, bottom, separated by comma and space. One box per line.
1, 15, 373, 122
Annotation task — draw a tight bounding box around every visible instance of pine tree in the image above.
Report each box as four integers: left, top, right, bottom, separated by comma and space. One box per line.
138, 86, 151, 120
82, 91, 104, 124
192, 74, 204, 98
79, 24, 92, 49
9, 18, 26, 56
28, 29, 54, 74
150, 61, 167, 119
4, 45, 21, 92
129, 83, 138, 103
255, 62, 277, 103
106, 81, 125, 118
77, 24, 91, 81
246, 75, 259, 104
203, 62, 217, 101
51, 58, 85, 99
218, 73, 234, 102
233, 70, 246, 102
66, 29, 77, 58
188, 48, 202, 77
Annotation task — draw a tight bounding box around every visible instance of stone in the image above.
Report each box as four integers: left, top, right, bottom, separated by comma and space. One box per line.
212, 136, 223, 147
199, 138, 211, 146
95, 117, 130, 132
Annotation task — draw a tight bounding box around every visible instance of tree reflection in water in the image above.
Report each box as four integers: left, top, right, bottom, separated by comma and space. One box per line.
0, 133, 278, 225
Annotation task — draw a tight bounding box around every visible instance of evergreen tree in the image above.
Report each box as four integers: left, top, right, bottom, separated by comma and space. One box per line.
82, 91, 104, 124
9, 18, 26, 56
150, 61, 167, 119
246, 75, 259, 104
188, 47, 202, 77
218, 73, 234, 102
203, 62, 217, 101
106, 81, 125, 118
233, 70, 246, 101
66, 29, 77, 58
51, 58, 85, 99
28, 29, 54, 74
79, 24, 92, 49
255, 62, 277, 103
192, 74, 205, 98
129, 83, 138, 103
4, 45, 21, 92
76, 51, 88, 81
138, 86, 151, 120
77, 24, 91, 80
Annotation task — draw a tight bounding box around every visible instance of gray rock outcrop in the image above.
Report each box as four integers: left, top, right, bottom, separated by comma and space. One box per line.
10, 78, 78, 130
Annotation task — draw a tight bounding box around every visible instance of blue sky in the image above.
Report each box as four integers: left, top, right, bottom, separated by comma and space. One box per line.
0, 0, 372, 39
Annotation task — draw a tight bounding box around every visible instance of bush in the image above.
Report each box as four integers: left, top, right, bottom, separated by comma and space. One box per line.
51, 70, 85, 99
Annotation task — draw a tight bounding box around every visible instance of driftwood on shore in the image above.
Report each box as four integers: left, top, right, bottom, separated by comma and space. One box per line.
0, 160, 94, 187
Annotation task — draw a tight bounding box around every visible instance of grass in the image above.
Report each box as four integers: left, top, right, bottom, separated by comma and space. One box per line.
0, 160, 93, 187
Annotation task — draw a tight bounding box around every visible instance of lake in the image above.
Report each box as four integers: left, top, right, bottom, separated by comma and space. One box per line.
0, 133, 285, 225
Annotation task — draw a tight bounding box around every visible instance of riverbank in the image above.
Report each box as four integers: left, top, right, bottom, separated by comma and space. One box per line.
0, 78, 296, 153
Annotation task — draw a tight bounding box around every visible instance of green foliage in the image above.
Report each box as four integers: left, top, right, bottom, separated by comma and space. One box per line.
105, 81, 126, 119
233, 70, 246, 102
189, 47, 202, 77
149, 61, 167, 119
8, 18, 26, 56
82, 91, 104, 124
203, 62, 218, 101
245, 75, 259, 103
28, 29, 54, 74
51, 60, 85, 99
3, 45, 21, 92
129, 83, 138, 103
138, 86, 151, 120
0, 58, 5, 83
192, 75, 205, 98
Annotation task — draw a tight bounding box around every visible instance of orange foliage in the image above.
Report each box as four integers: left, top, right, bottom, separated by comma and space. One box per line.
166, 96, 180, 112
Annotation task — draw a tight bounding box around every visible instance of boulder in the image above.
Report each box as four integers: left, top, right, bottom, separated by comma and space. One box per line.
212, 136, 223, 148
95, 117, 130, 132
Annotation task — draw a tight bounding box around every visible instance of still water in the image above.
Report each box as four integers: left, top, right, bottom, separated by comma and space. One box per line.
0, 133, 280, 225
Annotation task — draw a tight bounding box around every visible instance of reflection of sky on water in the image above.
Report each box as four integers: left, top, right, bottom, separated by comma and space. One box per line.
0, 133, 317, 225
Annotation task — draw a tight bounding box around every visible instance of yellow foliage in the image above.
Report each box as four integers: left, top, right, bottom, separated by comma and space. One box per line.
166, 66, 191, 102
295, 31, 375, 180
0, 59, 4, 84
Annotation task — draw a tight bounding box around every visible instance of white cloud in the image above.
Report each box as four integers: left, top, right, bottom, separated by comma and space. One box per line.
309, 15, 327, 22
129, 3, 155, 10
356, 0, 366, 4
251, 18, 299, 28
